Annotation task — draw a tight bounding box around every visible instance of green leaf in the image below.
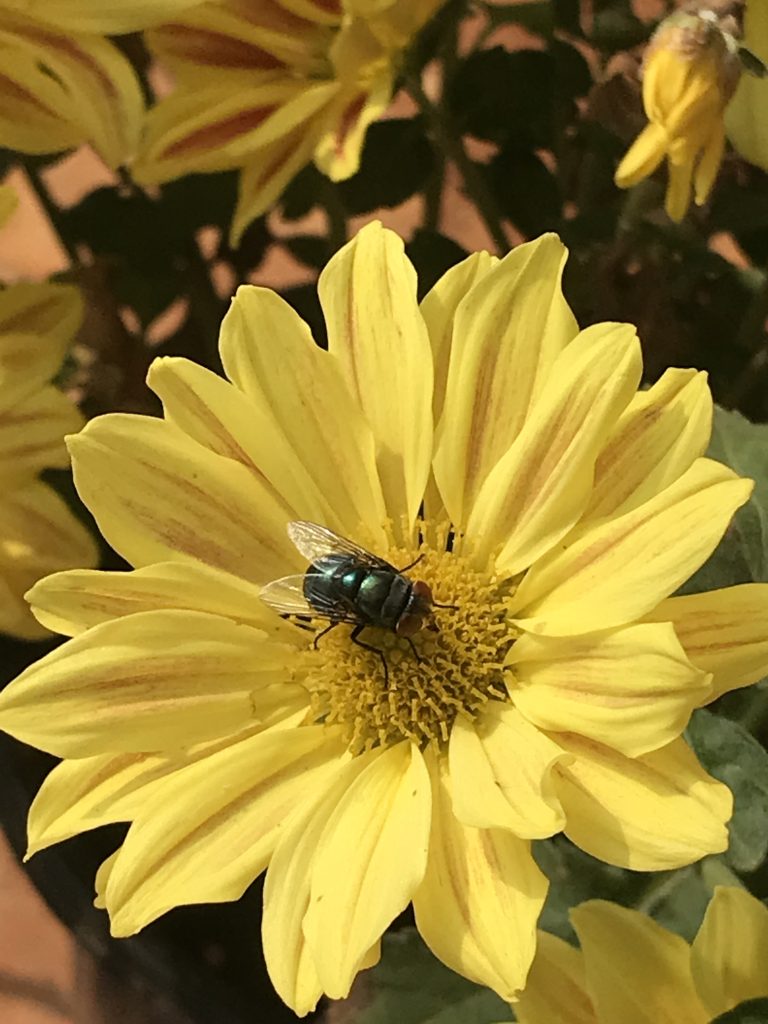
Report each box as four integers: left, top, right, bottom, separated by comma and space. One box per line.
590, 0, 650, 51
406, 230, 467, 299
283, 235, 331, 270
346, 929, 510, 1024
686, 709, 768, 872
337, 118, 435, 215
280, 163, 325, 221
485, 1, 553, 37
487, 146, 561, 236
711, 998, 768, 1024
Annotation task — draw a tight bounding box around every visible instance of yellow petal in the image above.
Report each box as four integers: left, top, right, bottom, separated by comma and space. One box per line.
554, 735, 732, 870
515, 930, 597, 1024
509, 623, 711, 757
419, 250, 499, 428
314, 72, 393, 182
690, 885, 768, 1017
0, 184, 19, 228
433, 235, 577, 531
106, 725, 344, 936
318, 221, 433, 537
68, 413, 297, 583
614, 123, 668, 189
262, 750, 378, 1017
303, 742, 431, 998
0, 42, 85, 155
512, 458, 752, 636
571, 901, 709, 1024
726, 0, 768, 171
2, 0, 204, 33
27, 561, 300, 640
465, 322, 642, 574
413, 747, 547, 1002
216, 286, 387, 543
0, 609, 301, 757
0, 386, 83, 480
666, 151, 695, 223
586, 368, 712, 521
694, 123, 725, 206
646, 584, 768, 703
448, 703, 568, 838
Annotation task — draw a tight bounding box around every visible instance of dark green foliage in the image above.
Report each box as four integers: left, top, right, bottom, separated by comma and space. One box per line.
711, 1000, 768, 1024
337, 118, 436, 215
406, 230, 468, 298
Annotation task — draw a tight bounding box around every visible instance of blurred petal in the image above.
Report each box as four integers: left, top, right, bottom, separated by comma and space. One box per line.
512, 459, 752, 636
449, 703, 567, 838
0, 609, 301, 757
614, 123, 667, 188
694, 124, 725, 206
571, 901, 708, 1024
509, 623, 710, 757
433, 235, 577, 530
554, 735, 732, 870
314, 72, 393, 182
646, 585, 768, 703
726, 0, 768, 171
106, 725, 344, 935
465, 323, 641, 574
2, 0, 205, 33
318, 222, 433, 536
216, 287, 386, 543
0, 184, 19, 227
68, 413, 297, 583
0, 386, 83, 479
690, 885, 768, 1017
413, 747, 547, 1002
515, 931, 597, 1024
586, 368, 712, 520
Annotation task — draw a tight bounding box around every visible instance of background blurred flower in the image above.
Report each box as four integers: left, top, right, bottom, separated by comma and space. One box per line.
515, 886, 768, 1024
726, 0, 768, 171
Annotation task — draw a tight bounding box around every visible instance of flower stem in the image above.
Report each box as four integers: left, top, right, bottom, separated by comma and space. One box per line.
633, 865, 694, 916
406, 75, 508, 255
24, 160, 80, 266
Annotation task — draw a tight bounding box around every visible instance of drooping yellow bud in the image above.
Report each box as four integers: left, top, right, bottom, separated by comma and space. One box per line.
615, 5, 743, 221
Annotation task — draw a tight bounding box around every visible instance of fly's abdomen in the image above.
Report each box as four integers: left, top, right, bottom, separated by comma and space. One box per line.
358, 571, 411, 629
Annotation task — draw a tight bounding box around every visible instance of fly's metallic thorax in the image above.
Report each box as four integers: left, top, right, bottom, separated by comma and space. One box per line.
304, 554, 414, 631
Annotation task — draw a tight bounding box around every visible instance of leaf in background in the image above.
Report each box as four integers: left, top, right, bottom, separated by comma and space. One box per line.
283, 235, 332, 271
686, 709, 768, 873
405, 230, 467, 299
485, 1, 553, 37
160, 171, 239, 241
552, 0, 583, 36
280, 164, 326, 221
711, 998, 768, 1024
590, 0, 650, 52
342, 929, 509, 1024
336, 118, 435, 215
487, 146, 561, 237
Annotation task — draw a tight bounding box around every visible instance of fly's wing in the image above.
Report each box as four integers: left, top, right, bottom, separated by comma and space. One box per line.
287, 520, 393, 569
259, 573, 360, 624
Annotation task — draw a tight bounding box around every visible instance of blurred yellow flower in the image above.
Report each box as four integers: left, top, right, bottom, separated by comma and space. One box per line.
134, 0, 444, 242
0, 224, 766, 1012
615, 7, 742, 222
0, 187, 97, 637
0, 0, 199, 167
516, 886, 768, 1024
726, 0, 768, 171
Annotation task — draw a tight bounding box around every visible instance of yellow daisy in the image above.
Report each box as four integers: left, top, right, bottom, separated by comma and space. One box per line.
0, 186, 97, 636
615, 6, 743, 222
0, 223, 765, 1013
0, 0, 199, 167
133, 0, 444, 242
516, 886, 768, 1024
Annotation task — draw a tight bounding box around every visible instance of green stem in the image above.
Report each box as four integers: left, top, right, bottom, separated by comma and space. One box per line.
24, 161, 79, 266
406, 75, 508, 255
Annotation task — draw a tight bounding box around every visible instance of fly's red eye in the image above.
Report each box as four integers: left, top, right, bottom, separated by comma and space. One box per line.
412, 580, 433, 602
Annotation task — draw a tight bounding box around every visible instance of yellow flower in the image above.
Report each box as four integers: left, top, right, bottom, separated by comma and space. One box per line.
726, 0, 768, 171
133, 0, 444, 243
0, 0, 199, 167
0, 186, 97, 637
615, 8, 743, 222
516, 886, 768, 1024
0, 223, 765, 1013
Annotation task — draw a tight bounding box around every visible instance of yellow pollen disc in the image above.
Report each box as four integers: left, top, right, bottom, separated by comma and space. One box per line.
301, 525, 520, 754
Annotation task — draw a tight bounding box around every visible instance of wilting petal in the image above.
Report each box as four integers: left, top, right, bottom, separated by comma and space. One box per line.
508, 623, 710, 757
515, 931, 597, 1024
314, 71, 393, 182
466, 323, 641, 574
27, 561, 300, 640
68, 413, 297, 583
419, 250, 499, 428
554, 735, 732, 870
448, 704, 567, 838
434, 235, 577, 530
262, 750, 378, 1017
646, 585, 768, 703
690, 885, 768, 1017
413, 747, 547, 1002
318, 221, 433, 537
614, 123, 667, 188
586, 368, 712, 521
217, 286, 387, 543
512, 458, 752, 636
571, 901, 708, 1024
0, 386, 82, 479
106, 725, 344, 936
0, 609, 301, 757
2, 0, 205, 33
302, 742, 431, 999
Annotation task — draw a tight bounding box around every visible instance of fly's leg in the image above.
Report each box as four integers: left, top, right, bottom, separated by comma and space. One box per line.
397, 553, 425, 573
313, 621, 341, 650
405, 636, 422, 664
350, 623, 389, 687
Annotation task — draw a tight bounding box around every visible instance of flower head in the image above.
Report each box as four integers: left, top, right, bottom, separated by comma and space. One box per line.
615, 4, 743, 221
516, 886, 768, 1024
0, 223, 766, 1012
0, 186, 97, 636
133, 0, 444, 242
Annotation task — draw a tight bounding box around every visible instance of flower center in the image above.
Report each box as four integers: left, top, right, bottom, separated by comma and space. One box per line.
301, 525, 519, 754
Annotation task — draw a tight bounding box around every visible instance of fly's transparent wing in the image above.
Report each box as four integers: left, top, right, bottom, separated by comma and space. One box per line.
287, 520, 392, 569
259, 572, 360, 624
